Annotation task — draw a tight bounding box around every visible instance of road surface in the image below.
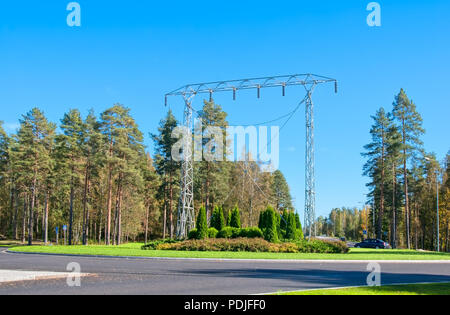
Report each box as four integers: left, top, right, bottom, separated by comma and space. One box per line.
1, 248, 449, 295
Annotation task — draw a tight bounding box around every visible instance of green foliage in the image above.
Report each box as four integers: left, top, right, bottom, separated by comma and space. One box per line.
207, 227, 219, 238
210, 206, 225, 231
217, 227, 241, 239
229, 206, 241, 228
259, 206, 279, 243
226, 210, 232, 227
297, 229, 304, 240
155, 238, 349, 254
285, 212, 298, 240
239, 227, 264, 238
295, 213, 302, 230
141, 239, 179, 250
196, 206, 208, 239
188, 229, 198, 240
295, 239, 349, 254
271, 170, 293, 211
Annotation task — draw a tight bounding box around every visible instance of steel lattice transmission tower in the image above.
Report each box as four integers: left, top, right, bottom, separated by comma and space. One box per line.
165, 74, 337, 239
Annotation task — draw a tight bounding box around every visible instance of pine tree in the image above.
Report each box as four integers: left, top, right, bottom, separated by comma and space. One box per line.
392, 89, 425, 249
385, 120, 402, 248
196, 100, 230, 221
58, 109, 85, 245
363, 108, 391, 240
151, 110, 179, 239
0, 122, 9, 235
271, 170, 293, 211
80, 110, 102, 245
16, 108, 55, 245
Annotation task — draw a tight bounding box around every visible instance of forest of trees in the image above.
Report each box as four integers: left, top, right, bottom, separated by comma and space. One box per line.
315, 89, 450, 251
0, 100, 295, 245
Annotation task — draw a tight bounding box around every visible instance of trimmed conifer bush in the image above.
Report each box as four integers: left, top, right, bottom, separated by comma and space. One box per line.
285, 211, 297, 240
207, 227, 219, 238
259, 206, 279, 243
217, 227, 241, 239
196, 206, 208, 239
188, 229, 198, 240
210, 206, 225, 231
229, 206, 241, 228
239, 227, 264, 238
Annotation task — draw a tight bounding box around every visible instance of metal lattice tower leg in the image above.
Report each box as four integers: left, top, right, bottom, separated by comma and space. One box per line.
304, 88, 316, 239
176, 96, 195, 239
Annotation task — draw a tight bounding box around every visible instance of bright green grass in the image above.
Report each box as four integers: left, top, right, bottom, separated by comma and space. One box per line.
275, 282, 450, 295
0, 240, 44, 248
6, 244, 450, 260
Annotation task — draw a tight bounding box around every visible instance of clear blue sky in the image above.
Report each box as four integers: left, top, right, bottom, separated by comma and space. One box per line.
1, 0, 449, 220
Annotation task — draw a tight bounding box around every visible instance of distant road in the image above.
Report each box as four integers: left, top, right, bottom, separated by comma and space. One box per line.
1, 248, 450, 295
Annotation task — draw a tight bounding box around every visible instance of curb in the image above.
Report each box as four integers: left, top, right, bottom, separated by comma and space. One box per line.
5, 249, 450, 264
257, 281, 450, 295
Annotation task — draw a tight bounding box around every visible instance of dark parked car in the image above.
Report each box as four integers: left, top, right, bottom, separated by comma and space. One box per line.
354, 239, 391, 249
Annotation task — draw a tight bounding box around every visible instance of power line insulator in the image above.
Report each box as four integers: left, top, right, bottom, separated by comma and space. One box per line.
165, 95, 168, 106
335, 81, 338, 94
233, 88, 237, 101
209, 90, 213, 102
257, 85, 261, 98
282, 84, 286, 96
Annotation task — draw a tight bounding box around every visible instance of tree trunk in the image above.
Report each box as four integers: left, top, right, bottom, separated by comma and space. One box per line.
13, 189, 18, 240
145, 205, 149, 244
82, 165, 90, 246
28, 177, 36, 246
169, 174, 174, 239
402, 131, 411, 249
392, 162, 397, 249
377, 128, 386, 240
205, 163, 211, 221
22, 193, 27, 244
68, 174, 74, 246
116, 175, 123, 246
44, 190, 49, 244
106, 138, 113, 245
9, 182, 15, 239
163, 182, 167, 239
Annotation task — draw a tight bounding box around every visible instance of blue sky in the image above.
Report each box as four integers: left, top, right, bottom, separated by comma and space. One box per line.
1, 0, 449, 220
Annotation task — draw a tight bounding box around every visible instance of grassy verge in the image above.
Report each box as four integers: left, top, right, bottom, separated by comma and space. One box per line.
0, 240, 44, 248
275, 282, 450, 295
6, 243, 450, 260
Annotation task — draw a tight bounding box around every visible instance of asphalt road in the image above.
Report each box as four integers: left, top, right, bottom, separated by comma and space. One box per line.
1, 248, 450, 295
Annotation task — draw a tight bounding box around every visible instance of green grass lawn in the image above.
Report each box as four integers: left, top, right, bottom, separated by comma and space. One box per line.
5, 243, 450, 260
275, 282, 450, 295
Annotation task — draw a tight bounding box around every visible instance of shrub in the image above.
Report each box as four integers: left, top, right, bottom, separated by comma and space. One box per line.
196, 206, 208, 239
217, 227, 241, 239
285, 212, 298, 240
141, 239, 179, 250
226, 210, 232, 226
295, 213, 302, 229
188, 229, 198, 240
152, 238, 349, 254
295, 239, 349, 254
156, 238, 291, 253
210, 206, 225, 231
296, 229, 304, 240
239, 227, 264, 238
229, 206, 241, 228
260, 206, 279, 243
207, 227, 219, 238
